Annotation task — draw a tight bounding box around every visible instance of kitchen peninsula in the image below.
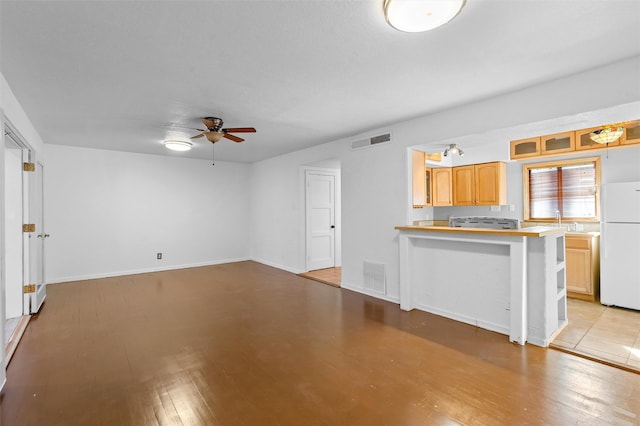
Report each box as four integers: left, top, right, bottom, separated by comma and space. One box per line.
395, 224, 566, 347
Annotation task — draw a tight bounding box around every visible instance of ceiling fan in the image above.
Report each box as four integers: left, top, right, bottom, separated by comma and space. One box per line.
191, 117, 256, 143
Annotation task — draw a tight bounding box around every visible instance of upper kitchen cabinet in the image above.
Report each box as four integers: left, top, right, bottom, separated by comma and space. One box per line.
425, 168, 432, 206
452, 165, 475, 206
540, 131, 575, 155
476, 162, 507, 205
452, 162, 507, 206
575, 127, 620, 151
432, 167, 453, 206
510, 137, 541, 159
621, 120, 640, 146
411, 150, 426, 207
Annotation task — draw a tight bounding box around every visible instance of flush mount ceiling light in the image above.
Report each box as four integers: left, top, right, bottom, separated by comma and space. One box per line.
443, 144, 463, 157
383, 0, 466, 33
164, 140, 193, 151
590, 125, 624, 144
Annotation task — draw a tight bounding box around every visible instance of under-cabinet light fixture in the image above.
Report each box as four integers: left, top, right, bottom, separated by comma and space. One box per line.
383, 0, 466, 33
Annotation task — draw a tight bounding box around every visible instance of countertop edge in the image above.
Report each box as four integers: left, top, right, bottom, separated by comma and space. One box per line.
394, 225, 565, 237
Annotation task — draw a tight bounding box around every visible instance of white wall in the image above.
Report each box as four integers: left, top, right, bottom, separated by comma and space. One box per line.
44, 145, 252, 282
250, 141, 348, 273
250, 56, 640, 303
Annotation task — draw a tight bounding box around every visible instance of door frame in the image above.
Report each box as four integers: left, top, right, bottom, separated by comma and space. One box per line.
302, 166, 341, 272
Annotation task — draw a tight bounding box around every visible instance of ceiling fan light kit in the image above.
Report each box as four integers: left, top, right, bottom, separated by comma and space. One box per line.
190, 117, 256, 144
384, 0, 466, 33
164, 140, 192, 151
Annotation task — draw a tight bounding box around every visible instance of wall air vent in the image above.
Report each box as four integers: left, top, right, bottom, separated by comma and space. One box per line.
350, 132, 392, 150
363, 261, 386, 294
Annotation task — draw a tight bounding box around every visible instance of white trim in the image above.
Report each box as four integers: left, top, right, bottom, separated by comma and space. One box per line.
251, 257, 303, 275
46, 257, 251, 284
340, 282, 400, 304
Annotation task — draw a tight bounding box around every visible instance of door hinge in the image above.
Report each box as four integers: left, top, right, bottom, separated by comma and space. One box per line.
23, 223, 36, 233
23, 162, 35, 172
23, 284, 36, 294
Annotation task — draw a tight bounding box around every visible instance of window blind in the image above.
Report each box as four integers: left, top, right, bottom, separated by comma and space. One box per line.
529, 162, 596, 219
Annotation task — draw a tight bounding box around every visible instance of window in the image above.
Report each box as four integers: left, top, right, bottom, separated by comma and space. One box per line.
523, 157, 601, 221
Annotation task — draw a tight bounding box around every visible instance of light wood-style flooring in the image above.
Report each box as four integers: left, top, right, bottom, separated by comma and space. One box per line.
298, 267, 341, 287
1, 261, 638, 425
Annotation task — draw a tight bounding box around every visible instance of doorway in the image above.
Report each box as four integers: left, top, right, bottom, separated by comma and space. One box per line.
303, 163, 341, 276
3, 125, 46, 363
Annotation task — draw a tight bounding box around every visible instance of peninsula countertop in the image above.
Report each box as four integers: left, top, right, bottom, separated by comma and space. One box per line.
394, 225, 565, 238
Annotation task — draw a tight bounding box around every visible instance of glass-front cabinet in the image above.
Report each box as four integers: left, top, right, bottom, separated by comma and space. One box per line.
540, 131, 575, 155
621, 120, 640, 145
510, 137, 541, 159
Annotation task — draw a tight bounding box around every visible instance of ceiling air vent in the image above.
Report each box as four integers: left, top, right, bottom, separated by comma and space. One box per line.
351, 132, 392, 150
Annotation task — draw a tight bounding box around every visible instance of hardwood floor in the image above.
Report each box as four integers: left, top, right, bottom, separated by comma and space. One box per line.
1, 261, 638, 425
298, 267, 341, 287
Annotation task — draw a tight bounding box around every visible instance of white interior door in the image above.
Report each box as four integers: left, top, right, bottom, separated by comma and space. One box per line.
4, 137, 24, 319
306, 171, 336, 271
28, 161, 46, 313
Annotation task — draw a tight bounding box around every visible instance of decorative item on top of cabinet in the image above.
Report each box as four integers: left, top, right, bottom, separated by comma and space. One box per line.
566, 233, 600, 302
452, 162, 507, 206
575, 127, 621, 151
510, 137, 541, 159
621, 119, 640, 145
540, 131, 575, 155
411, 150, 426, 207
432, 167, 452, 206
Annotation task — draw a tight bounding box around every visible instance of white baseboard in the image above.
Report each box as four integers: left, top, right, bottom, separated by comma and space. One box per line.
46, 257, 251, 284
250, 257, 303, 274
340, 282, 400, 304
415, 302, 510, 337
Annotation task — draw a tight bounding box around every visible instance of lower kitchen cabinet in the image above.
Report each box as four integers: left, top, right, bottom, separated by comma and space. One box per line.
566, 233, 600, 302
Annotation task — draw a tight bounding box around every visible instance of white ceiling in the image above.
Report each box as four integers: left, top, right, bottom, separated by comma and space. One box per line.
2, 1, 639, 163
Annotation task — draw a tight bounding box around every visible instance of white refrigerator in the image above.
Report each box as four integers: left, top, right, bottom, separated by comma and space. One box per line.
600, 181, 640, 310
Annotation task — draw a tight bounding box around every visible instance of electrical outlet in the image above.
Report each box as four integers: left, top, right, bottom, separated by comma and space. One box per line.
509, 204, 515, 212
157, 252, 162, 260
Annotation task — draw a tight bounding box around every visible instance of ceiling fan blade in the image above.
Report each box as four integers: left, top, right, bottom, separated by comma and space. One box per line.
223, 127, 256, 133
223, 133, 244, 143
191, 133, 205, 139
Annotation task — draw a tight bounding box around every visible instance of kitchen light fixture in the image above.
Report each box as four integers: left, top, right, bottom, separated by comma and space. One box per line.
443, 144, 463, 157
590, 125, 624, 144
164, 140, 192, 151
383, 0, 466, 33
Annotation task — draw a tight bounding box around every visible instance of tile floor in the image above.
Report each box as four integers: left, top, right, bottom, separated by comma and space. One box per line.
551, 298, 640, 373
298, 267, 341, 287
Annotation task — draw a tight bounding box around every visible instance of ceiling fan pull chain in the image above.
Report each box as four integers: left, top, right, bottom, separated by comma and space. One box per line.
212, 142, 215, 166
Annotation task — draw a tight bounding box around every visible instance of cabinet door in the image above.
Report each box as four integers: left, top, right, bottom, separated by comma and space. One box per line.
411, 150, 426, 207
621, 120, 640, 145
452, 165, 474, 206
475, 162, 506, 205
432, 168, 452, 206
566, 247, 592, 295
510, 137, 541, 159
425, 168, 432, 206
541, 131, 575, 155
575, 127, 620, 150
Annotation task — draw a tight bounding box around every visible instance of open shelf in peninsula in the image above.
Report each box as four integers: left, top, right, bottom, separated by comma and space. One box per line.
395, 225, 566, 347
